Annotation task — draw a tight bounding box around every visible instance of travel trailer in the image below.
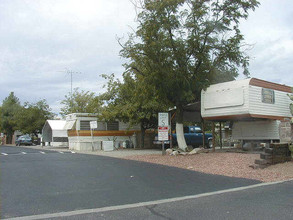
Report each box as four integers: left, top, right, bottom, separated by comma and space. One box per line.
201, 78, 292, 143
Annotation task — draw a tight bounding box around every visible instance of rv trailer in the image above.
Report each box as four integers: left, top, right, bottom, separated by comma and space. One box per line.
201, 78, 292, 143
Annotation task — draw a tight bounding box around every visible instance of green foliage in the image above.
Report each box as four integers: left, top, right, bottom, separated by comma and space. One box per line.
16, 100, 55, 136
101, 73, 169, 129
121, 0, 259, 122
0, 92, 22, 143
60, 88, 103, 116
0, 93, 55, 141
100, 73, 169, 147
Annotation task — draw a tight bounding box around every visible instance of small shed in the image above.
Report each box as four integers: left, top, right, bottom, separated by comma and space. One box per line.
42, 120, 68, 147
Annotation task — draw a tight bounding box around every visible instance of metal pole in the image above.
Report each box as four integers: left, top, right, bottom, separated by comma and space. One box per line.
220, 122, 223, 149
169, 111, 172, 149
202, 119, 206, 148
91, 128, 94, 151
70, 71, 73, 99
162, 142, 166, 155
212, 122, 215, 152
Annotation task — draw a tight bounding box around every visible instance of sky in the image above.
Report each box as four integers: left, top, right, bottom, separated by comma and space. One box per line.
0, 0, 293, 114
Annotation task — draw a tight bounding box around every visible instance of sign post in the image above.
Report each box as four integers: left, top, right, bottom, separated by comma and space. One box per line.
90, 121, 98, 151
158, 113, 169, 155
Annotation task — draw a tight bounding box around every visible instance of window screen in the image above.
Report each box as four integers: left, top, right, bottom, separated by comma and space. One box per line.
107, 121, 119, 131
80, 120, 91, 130
53, 137, 68, 142
262, 88, 275, 104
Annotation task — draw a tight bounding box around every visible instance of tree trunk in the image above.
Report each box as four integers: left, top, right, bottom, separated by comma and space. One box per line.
176, 105, 187, 151
140, 124, 145, 148
6, 133, 13, 144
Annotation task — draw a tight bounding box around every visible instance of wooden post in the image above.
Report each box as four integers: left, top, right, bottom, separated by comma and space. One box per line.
170, 112, 176, 149
212, 122, 215, 152
202, 119, 206, 148
219, 122, 223, 149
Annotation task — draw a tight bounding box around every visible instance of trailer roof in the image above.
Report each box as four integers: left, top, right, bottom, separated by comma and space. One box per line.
249, 78, 292, 93
46, 120, 67, 130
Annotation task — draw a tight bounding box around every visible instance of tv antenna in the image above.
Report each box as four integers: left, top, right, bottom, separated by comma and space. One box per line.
58, 68, 81, 98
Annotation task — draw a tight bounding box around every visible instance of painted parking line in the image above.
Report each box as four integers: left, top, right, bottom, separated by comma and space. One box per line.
0, 151, 76, 156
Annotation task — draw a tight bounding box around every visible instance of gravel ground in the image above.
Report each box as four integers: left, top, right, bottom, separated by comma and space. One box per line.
124, 152, 293, 182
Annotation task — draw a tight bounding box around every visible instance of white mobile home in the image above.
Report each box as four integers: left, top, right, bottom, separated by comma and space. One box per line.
65, 113, 142, 151
201, 78, 292, 142
42, 120, 68, 147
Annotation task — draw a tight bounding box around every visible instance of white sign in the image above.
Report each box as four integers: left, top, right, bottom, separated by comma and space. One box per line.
158, 112, 169, 127
103, 141, 114, 151
90, 121, 98, 129
158, 126, 169, 141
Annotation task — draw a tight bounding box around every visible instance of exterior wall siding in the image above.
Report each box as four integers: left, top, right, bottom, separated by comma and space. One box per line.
68, 135, 137, 151
201, 79, 250, 118
248, 85, 291, 118
232, 120, 280, 140
201, 78, 292, 120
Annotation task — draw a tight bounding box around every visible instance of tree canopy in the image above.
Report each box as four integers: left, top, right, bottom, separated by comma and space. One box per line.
60, 88, 103, 117
0, 93, 55, 143
0, 92, 22, 143
101, 73, 169, 147
16, 100, 55, 136
120, 0, 259, 150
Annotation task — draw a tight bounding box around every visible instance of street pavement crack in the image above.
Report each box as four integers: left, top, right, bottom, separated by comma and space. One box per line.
145, 205, 173, 220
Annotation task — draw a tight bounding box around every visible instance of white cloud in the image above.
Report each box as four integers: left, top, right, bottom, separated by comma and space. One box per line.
239, 0, 293, 85
0, 0, 292, 115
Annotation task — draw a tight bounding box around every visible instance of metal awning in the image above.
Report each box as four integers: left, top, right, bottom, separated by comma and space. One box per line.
64, 120, 76, 130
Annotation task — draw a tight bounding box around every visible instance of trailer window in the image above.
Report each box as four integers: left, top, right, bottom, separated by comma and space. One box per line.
107, 121, 119, 131
262, 88, 275, 104
80, 120, 91, 130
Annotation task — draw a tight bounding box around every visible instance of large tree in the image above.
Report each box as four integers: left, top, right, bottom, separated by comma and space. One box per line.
16, 100, 55, 137
60, 88, 103, 116
101, 73, 169, 148
121, 0, 259, 150
0, 92, 21, 144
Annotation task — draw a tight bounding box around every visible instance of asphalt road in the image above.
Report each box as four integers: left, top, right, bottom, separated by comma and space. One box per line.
55, 180, 293, 220
1, 145, 262, 219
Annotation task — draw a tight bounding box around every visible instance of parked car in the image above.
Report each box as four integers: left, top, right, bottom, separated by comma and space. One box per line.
15, 135, 32, 146
172, 126, 213, 148
154, 126, 213, 148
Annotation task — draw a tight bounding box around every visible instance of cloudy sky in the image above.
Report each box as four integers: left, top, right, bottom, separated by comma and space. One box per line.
0, 0, 292, 114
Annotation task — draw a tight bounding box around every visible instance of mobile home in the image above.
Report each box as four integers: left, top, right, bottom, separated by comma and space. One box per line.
64, 113, 142, 151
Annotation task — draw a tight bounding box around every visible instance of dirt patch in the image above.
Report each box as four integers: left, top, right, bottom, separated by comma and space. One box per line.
124, 152, 293, 182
